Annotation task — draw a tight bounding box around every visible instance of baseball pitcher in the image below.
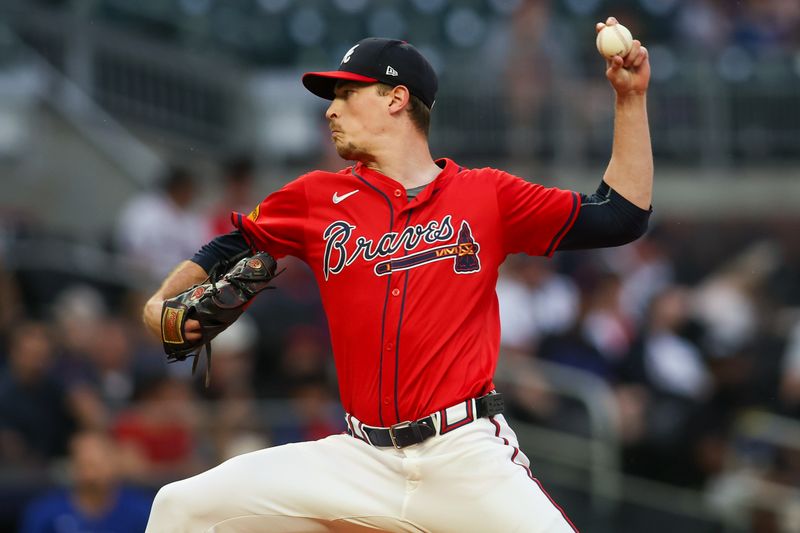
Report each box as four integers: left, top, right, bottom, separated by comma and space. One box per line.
142, 17, 651, 532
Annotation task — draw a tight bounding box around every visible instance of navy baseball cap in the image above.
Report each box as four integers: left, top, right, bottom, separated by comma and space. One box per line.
302, 38, 438, 109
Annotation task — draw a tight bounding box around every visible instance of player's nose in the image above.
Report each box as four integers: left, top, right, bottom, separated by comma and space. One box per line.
325, 100, 339, 121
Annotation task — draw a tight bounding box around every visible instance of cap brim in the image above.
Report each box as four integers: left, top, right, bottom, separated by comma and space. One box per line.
302, 71, 379, 101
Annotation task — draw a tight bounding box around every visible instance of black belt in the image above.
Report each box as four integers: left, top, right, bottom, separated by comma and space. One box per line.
353, 393, 505, 449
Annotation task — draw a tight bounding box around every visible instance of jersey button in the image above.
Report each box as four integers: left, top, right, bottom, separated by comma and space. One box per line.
386, 343, 393, 351
383, 397, 390, 405
394, 189, 402, 197
391, 288, 400, 297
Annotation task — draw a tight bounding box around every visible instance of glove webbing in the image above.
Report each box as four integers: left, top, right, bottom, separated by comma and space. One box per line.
187, 251, 284, 387
189, 249, 251, 388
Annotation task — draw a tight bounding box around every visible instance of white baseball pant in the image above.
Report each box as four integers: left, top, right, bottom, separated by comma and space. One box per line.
145, 414, 577, 532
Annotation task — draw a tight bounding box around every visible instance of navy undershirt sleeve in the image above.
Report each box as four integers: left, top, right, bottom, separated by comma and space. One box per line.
557, 181, 652, 250
190, 230, 252, 273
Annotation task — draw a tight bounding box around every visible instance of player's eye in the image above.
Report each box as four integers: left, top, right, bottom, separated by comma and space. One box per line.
334, 88, 355, 99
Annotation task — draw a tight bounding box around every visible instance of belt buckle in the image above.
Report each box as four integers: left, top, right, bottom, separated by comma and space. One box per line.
389, 420, 413, 449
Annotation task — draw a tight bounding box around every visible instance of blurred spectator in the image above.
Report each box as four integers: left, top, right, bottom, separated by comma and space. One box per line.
608, 230, 674, 324
272, 377, 344, 446
206, 315, 260, 398
248, 257, 330, 397
498, 349, 560, 424
278, 327, 329, 392
116, 288, 174, 378
49, 285, 112, 428
675, 0, 733, 54
502, 0, 557, 159
618, 286, 714, 486
496, 255, 580, 354
115, 165, 211, 282
0, 322, 77, 466
733, 0, 800, 52
691, 241, 780, 358
50, 285, 107, 365
112, 376, 202, 485
204, 316, 271, 462
630, 286, 712, 402
706, 422, 800, 533
80, 317, 139, 412
532, 272, 630, 383
18, 430, 153, 533
581, 271, 636, 362
264, 324, 342, 445
780, 319, 800, 412
0, 257, 23, 359
496, 255, 581, 423
209, 154, 257, 236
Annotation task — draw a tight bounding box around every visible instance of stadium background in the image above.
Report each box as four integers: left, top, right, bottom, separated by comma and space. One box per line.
1, 0, 799, 531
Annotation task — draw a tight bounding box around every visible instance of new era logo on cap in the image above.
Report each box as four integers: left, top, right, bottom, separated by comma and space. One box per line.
301, 37, 438, 109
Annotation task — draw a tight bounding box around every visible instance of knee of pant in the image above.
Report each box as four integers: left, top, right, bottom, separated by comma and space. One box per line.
151, 481, 196, 523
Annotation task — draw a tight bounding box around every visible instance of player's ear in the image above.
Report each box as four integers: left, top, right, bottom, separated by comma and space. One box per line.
387, 85, 411, 115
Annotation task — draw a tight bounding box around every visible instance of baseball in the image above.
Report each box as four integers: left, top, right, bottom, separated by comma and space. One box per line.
596, 23, 634, 59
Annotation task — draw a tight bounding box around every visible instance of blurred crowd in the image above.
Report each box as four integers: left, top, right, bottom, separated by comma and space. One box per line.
27, 0, 799, 67
495, 221, 800, 531
1, 155, 800, 531
8, 0, 800, 168
0, 157, 343, 531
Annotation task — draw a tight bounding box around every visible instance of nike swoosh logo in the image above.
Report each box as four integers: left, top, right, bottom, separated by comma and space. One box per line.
333, 189, 359, 204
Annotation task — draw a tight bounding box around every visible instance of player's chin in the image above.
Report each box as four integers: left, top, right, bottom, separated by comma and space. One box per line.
335, 142, 366, 161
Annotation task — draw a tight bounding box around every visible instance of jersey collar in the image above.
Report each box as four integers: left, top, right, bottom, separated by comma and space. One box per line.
351, 158, 460, 205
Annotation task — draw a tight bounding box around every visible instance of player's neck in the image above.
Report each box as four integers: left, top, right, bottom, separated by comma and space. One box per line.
362, 135, 440, 189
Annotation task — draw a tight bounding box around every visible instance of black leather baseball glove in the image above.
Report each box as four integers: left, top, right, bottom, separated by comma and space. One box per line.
160, 251, 278, 385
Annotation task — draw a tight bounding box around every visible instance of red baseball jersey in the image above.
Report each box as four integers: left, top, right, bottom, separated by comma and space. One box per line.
233, 158, 579, 427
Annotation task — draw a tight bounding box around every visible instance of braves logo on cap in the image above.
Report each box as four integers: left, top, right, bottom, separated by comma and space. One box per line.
341, 44, 359, 64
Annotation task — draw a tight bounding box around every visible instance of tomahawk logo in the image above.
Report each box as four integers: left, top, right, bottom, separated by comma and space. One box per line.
374, 221, 480, 276
341, 44, 359, 64
322, 216, 480, 280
